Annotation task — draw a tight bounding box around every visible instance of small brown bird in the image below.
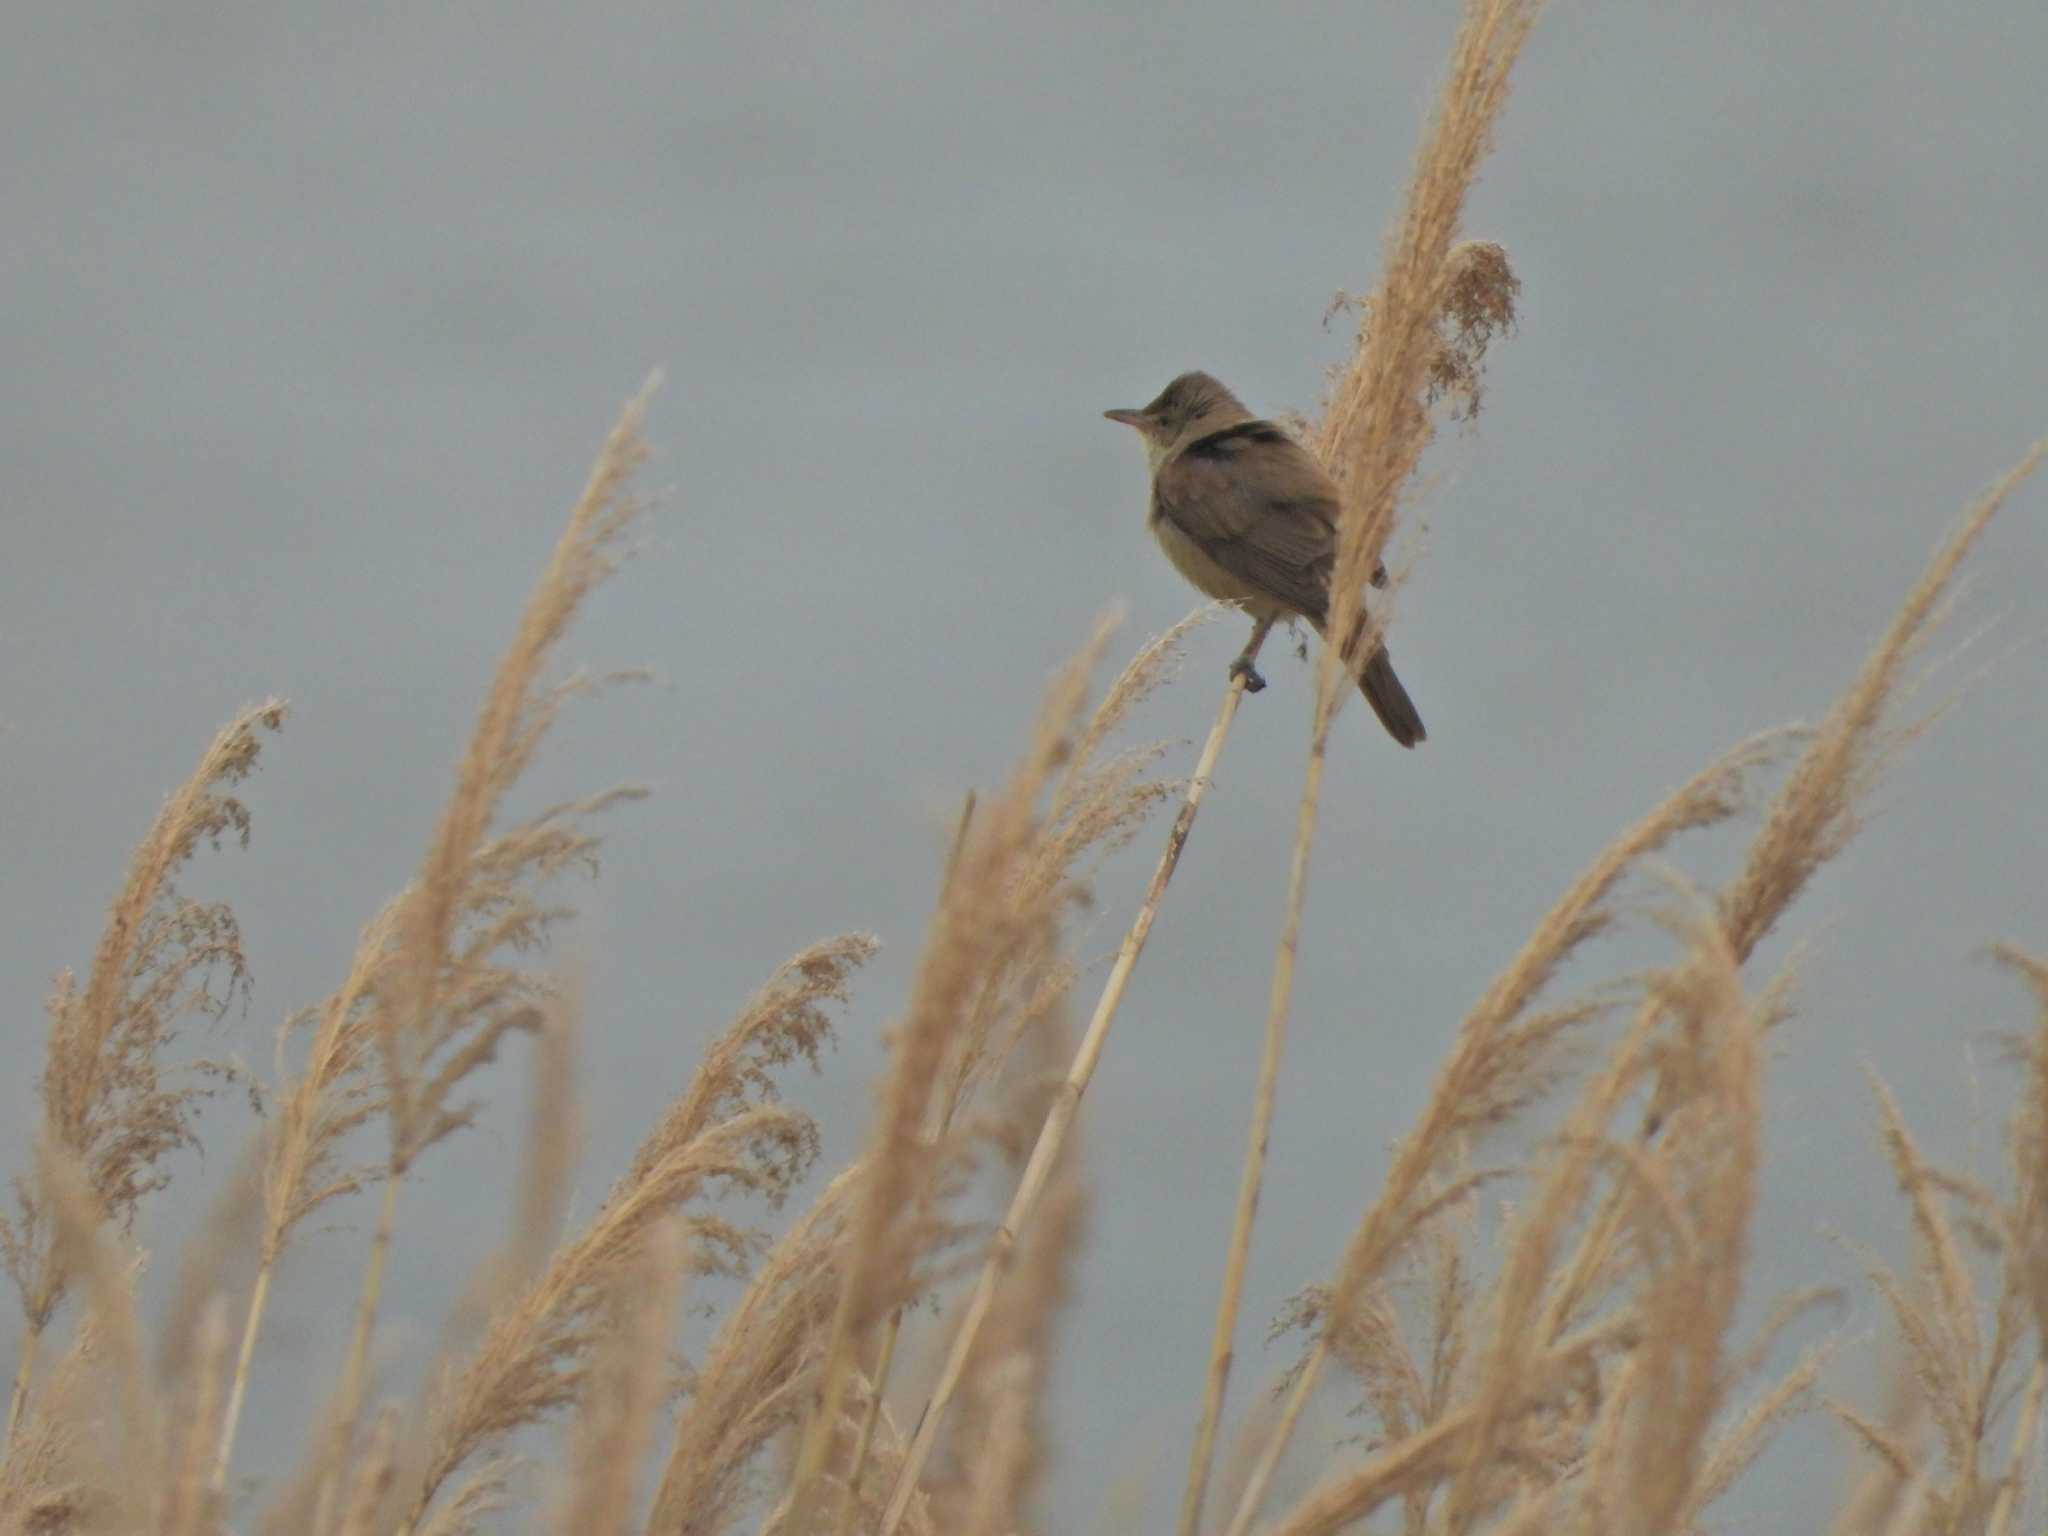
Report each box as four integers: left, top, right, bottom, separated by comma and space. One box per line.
1106, 371, 1426, 747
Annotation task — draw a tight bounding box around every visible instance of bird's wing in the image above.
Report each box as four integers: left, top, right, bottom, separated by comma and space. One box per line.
1152, 421, 1338, 622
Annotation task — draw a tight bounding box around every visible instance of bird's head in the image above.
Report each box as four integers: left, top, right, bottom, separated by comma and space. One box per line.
1104, 371, 1253, 470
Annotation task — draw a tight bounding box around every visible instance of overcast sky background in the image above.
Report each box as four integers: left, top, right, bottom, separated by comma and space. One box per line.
4, 3, 2046, 1529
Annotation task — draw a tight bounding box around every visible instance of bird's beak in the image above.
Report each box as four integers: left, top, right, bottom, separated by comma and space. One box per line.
1103, 408, 1146, 429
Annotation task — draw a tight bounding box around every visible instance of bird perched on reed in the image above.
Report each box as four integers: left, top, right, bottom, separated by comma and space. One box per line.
1105, 370, 1426, 747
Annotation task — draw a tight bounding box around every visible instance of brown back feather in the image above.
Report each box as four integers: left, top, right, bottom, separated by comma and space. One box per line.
1151, 421, 1339, 623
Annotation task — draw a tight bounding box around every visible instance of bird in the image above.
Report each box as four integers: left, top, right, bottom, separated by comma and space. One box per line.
1105, 370, 1426, 747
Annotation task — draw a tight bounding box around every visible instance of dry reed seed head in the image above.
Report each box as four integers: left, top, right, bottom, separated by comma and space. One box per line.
1332, 1289, 1427, 1443
1720, 447, 2040, 965
1423, 240, 1520, 420
1423, 1183, 1481, 1414
1992, 946, 2048, 1211
937, 921, 1077, 1141
1829, 1385, 1928, 1512
1309, 0, 1543, 604
662, 936, 877, 1163
784, 622, 1122, 1530
1600, 922, 1763, 1536
1415, 984, 1686, 1525
648, 1169, 862, 1536
839, 618, 1117, 1321
410, 1461, 513, 1536
933, 624, 1183, 1134
0, 1340, 96, 1533
379, 387, 657, 1170
1052, 606, 1207, 811
405, 1023, 841, 1528
5, 704, 287, 1341
24, 1144, 166, 1529
1315, 893, 1675, 1354
1680, 1344, 1830, 1527
1634, 458, 2041, 1528
258, 898, 405, 1251
154, 1294, 230, 1536
1254, 98, 1549, 1506
1997, 950, 2048, 1362
624, 936, 879, 1239
1840, 1043, 2048, 1529
1858, 1261, 1977, 1476
926, 1016, 1086, 1535
1459, 737, 1779, 1147
551, 1219, 687, 1536
1036, 752, 1178, 900
1869, 1077, 1984, 1376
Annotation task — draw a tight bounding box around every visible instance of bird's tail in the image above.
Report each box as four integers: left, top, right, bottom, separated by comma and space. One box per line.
1359, 645, 1426, 748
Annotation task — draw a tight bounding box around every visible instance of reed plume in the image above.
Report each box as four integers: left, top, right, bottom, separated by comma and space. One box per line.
299, 382, 662, 1519
3, 698, 285, 1447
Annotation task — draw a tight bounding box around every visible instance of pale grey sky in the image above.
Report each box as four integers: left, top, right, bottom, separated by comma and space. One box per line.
4, 3, 2045, 1528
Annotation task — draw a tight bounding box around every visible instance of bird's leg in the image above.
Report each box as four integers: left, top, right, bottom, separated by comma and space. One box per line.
1229, 613, 1275, 693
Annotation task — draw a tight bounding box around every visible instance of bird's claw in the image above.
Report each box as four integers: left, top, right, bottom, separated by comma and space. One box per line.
1229, 657, 1267, 693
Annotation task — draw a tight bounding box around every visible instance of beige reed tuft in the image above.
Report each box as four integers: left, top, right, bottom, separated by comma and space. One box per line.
1, 405, 2039, 1536
1182, 3, 1539, 1532
4, 698, 285, 1448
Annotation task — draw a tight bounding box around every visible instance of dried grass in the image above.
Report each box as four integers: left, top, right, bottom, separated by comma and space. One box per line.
2, 427, 2036, 1536
300, 381, 662, 1523
4, 698, 284, 1444
547, 1221, 688, 1536
4, 15, 2044, 1536
391, 940, 870, 1534
1223, 444, 2040, 1536
1184, 5, 1538, 1531
791, 607, 1181, 1532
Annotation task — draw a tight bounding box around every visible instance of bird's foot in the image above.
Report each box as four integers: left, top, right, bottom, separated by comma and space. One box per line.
1229, 656, 1267, 693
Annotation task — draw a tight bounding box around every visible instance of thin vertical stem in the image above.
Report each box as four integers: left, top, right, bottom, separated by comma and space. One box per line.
834, 793, 979, 1536
4, 1325, 40, 1444
1178, 696, 1335, 1536
211, 1257, 275, 1490
1221, 1341, 1326, 1536
312, 1169, 402, 1536
878, 648, 1265, 1534
1985, 1359, 2047, 1536
834, 1311, 903, 1536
